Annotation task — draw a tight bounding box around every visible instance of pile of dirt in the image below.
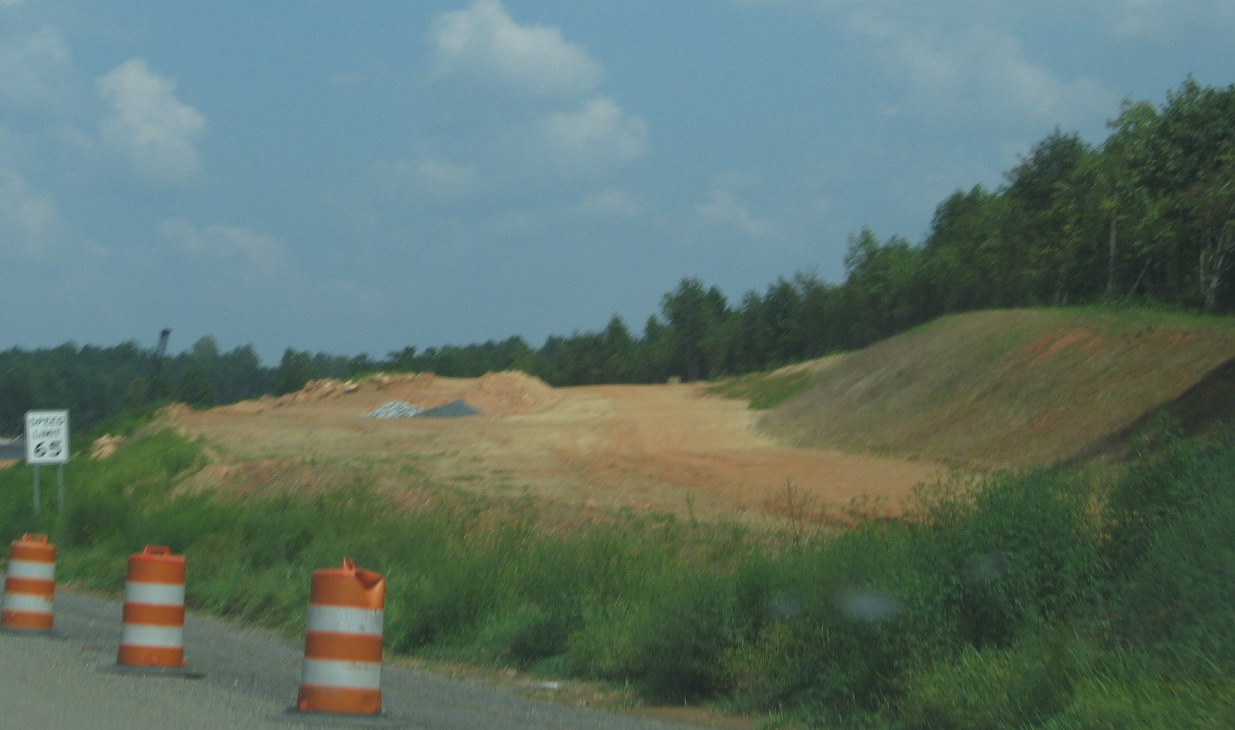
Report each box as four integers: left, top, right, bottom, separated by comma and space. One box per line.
373, 371, 559, 416
277, 378, 359, 404
91, 434, 125, 459
468, 371, 559, 415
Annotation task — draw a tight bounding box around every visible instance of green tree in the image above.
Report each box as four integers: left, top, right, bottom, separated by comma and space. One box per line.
922, 185, 1008, 311
1185, 143, 1235, 311
273, 348, 312, 395
176, 365, 216, 409
1103, 79, 1235, 304
600, 315, 641, 382
842, 229, 931, 345
1002, 130, 1091, 304
660, 278, 730, 381
0, 364, 35, 434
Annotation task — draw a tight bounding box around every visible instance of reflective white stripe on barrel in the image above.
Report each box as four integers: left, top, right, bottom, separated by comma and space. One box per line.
6, 559, 56, 581
120, 624, 185, 648
2, 593, 53, 612
124, 581, 186, 606
306, 605, 383, 635
301, 658, 383, 690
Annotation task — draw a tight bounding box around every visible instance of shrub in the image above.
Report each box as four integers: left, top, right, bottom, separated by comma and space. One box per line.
911, 469, 1107, 648
568, 568, 742, 701
722, 524, 958, 718
895, 632, 1081, 729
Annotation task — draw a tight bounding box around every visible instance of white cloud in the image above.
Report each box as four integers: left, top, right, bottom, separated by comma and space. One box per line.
0, 165, 94, 258
97, 59, 206, 183
0, 166, 62, 255
541, 97, 647, 168
428, 0, 602, 97
372, 156, 484, 203
696, 188, 773, 241
0, 26, 76, 115
735, 1, 1118, 129
856, 19, 1115, 128
159, 219, 289, 277
818, 9, 1115, 131
417, 2, 647, 185
1093, 0, 1235, 38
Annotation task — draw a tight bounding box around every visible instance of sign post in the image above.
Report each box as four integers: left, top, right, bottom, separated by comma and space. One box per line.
24, 410, 69, 514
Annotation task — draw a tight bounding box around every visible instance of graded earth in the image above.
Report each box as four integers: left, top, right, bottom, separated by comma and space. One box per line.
170, 371, 943, 526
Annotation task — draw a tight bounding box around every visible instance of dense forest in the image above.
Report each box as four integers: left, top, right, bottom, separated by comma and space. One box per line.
2, 78, 1233, 435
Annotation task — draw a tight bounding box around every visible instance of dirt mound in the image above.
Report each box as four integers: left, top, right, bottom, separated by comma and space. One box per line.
469, 371, 559, 415
278, 378, 360, 404
91, 434, 125, 459
374, 371, 559, 416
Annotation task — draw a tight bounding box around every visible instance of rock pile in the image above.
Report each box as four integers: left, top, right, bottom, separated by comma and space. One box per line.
362, 401, 422, 419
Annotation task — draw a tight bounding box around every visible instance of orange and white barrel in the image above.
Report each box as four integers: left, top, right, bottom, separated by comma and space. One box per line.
297, 558, 386, 715
1, 533, 56, 633
117, 545, 186, 668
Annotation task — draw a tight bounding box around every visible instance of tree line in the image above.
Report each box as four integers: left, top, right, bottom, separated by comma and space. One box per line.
2, 78, 1233, 434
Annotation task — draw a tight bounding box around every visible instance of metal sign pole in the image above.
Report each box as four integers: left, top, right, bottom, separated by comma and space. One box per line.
57, 463, 65, 513
33, 465, 40, 515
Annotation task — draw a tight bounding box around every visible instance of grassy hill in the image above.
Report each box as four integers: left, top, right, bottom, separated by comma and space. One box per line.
758, 308, 1235, 468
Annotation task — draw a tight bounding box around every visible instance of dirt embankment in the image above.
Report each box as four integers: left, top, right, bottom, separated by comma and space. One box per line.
170, 371, 941, 526
761, 309, 1235, 467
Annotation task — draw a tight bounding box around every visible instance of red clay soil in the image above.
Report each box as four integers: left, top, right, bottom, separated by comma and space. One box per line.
169, 372, 943, 526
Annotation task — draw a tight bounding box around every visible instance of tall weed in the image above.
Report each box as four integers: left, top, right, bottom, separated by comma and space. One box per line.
1106, 425, 1235, 670
911, 469, 1106, 647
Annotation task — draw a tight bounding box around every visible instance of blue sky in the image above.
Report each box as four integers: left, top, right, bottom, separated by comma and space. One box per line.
2, 1, 1232, 363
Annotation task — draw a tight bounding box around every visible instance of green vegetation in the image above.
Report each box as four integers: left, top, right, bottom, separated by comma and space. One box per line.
707, 368, 819, 410
4, 418, 1235, 728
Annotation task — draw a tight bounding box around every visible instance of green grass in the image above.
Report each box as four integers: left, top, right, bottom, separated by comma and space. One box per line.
707, 370, 816, 410
3, 416, 1235, 727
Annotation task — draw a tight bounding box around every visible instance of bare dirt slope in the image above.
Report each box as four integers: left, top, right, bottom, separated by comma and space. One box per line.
171, 372, 941, 526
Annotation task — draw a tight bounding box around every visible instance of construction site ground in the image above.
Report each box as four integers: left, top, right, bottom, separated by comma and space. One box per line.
170, 371, 943, 527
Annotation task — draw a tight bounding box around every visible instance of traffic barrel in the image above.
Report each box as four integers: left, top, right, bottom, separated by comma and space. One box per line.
1, 533, 56, 634
296, 558, 386, 716
117, 545, 187, 669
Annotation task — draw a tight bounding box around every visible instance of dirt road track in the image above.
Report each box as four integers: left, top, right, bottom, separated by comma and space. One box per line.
0, 589, 712, 729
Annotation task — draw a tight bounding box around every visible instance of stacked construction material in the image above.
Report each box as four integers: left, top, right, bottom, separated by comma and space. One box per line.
361, 401, 421, 418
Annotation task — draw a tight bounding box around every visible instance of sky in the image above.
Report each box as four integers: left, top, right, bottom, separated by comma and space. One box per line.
1, 1, 1233, 364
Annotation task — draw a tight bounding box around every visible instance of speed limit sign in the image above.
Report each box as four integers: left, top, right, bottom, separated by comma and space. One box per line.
25, 410, 70, 465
